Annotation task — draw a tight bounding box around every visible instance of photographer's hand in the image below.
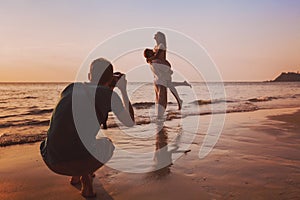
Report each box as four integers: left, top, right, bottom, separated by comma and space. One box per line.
115, 74, 127, 92
115, 75, 135, 125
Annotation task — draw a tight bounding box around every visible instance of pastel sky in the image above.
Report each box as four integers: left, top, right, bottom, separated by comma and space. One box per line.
0, 0, 299, 82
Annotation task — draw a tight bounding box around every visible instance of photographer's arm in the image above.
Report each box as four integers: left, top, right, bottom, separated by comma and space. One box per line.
115, 75, 135, 127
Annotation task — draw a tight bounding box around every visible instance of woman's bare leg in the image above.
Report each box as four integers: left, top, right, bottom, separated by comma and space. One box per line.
172, 81, 192, 88
168, 85, 182, 110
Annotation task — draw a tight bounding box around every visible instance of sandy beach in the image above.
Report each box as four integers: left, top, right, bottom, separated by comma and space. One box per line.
1, 107, 299, 200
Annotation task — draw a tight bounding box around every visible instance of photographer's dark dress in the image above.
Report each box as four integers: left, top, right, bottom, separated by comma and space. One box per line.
40, 82, 123, 176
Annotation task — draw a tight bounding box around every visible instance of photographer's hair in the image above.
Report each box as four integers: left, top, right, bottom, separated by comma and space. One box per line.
89, 58, 113, 85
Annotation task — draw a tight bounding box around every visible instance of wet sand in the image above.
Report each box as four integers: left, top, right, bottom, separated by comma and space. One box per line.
0, 108, 299, 200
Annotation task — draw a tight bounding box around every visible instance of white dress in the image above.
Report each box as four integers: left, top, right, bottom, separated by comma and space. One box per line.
150, 62, 173, 87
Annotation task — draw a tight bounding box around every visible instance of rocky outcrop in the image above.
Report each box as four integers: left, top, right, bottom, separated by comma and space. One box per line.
273, 72, 300, 82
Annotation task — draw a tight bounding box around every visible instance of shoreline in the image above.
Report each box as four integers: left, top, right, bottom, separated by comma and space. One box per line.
1, 105, 300, 148
1, 107, 300, 199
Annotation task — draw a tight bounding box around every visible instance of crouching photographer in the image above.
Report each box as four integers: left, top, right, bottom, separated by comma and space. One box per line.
40, 58, 135, 198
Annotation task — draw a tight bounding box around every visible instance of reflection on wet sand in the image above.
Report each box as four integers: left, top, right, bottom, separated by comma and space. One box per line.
153, 125, 172, 176
152, 123, 191, 177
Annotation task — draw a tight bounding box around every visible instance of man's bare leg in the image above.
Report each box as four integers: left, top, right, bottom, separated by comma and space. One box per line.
156, 84, 167, 119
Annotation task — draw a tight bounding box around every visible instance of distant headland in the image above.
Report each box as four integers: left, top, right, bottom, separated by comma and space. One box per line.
273, 72, 300, 82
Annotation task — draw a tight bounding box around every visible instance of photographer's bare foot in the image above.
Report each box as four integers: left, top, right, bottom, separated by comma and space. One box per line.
70, 176, 81, 185
80, 174, 96, 198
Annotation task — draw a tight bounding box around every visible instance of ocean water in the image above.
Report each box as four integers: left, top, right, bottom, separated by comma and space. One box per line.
0, 82, 300, 147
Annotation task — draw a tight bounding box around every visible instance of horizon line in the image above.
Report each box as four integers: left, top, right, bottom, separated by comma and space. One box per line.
0, 80, 275, 84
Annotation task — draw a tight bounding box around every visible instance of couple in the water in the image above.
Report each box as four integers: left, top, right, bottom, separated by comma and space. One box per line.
144, 31, 191, 119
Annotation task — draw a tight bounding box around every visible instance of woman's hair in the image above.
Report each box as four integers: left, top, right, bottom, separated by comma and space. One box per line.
155, 31, 167, 48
